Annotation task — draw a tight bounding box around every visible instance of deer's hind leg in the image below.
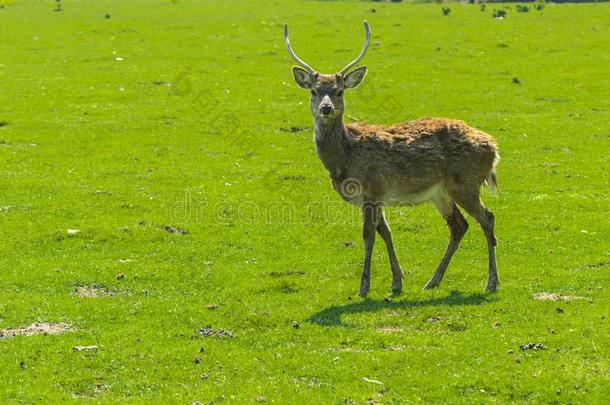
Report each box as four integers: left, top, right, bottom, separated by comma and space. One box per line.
449, 188, 499, 292
424, 191, 469, 289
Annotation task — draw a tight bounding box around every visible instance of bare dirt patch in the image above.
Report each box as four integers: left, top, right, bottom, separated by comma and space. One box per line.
0, 322, 71, 338
72, 384, 108, 399
375, 326, 403, 334
279, 126, 308, 133
519, 342, 547, 351
533, 292, 585, 302
268, 270, 306, 278
330, 347, 370, 353
75, 285, 115, 298
197, 326, 235, 338
584, 261, 609, 270
343, 240, 356, 248
163, 224, 188, 235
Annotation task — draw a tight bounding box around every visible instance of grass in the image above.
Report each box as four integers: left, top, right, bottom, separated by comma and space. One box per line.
1, 0, 609, 402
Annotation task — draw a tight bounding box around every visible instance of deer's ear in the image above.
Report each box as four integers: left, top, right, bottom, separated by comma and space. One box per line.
292, 66, 314, 89
343, 66, 367, 89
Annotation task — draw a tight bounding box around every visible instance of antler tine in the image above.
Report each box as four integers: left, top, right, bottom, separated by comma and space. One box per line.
283, 24, 316, 74
338, 20, 371, 76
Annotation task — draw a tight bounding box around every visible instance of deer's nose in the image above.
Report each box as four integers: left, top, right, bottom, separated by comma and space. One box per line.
320, 104, 333, 115
319, 96, 334, 116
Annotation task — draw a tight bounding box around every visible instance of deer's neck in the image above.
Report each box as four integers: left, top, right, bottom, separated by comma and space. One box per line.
313, 115, 351, 179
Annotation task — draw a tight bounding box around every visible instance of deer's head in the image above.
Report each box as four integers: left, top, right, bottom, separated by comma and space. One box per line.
284, 21, 370, 121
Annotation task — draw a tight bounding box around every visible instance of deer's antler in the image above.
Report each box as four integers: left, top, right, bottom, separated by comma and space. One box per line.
338, 20, 371, 76
283, 24, 316, 74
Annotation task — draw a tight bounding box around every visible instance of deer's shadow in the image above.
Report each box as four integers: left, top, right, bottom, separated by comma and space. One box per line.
308, 290, 495, 326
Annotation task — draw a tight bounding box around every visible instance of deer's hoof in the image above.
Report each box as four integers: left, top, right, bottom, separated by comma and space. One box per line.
391, 283, 402, 294
423, 280, 440, 290
358, 286, 369, 298
485, 283, 498, 293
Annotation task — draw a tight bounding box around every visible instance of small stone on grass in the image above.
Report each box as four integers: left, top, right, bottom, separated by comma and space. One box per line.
73, 345, 98, 351
163, 224, 188, 235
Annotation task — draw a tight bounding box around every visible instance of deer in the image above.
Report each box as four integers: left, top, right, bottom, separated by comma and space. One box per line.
283, 21, 500, 298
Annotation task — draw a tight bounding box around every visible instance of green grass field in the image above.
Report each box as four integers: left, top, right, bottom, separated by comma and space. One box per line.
1, 0, 609, 402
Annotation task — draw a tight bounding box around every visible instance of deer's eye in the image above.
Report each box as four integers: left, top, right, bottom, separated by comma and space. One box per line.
336, 90, 344, 97
310, 90, 316, 96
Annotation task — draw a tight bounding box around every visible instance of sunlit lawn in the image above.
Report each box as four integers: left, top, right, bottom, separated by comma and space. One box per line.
0, 0, 608, 402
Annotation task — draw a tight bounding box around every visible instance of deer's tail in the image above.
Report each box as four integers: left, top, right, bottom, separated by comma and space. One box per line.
485, 150, 500, 195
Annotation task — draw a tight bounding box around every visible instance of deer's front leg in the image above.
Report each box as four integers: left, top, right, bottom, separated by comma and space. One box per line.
359, 202, 380, 298
376, 211, 403, 293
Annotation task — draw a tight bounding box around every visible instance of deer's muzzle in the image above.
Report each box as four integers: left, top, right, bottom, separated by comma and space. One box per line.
319, 95, 334, 117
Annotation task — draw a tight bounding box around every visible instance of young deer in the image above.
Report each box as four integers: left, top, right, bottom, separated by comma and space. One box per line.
284, 21, 500, 297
